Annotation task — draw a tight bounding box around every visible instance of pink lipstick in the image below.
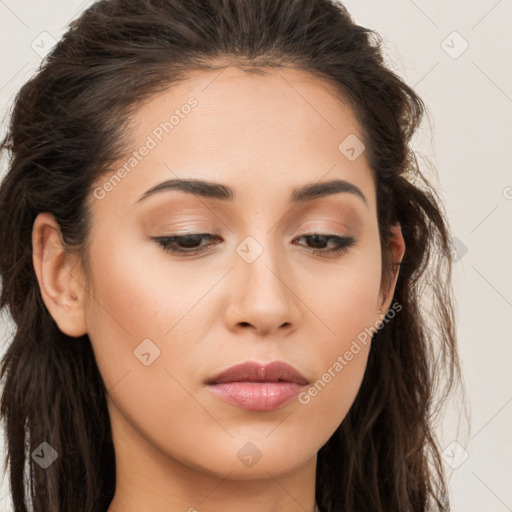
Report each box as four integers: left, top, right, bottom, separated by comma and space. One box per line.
205, 361, 308, 411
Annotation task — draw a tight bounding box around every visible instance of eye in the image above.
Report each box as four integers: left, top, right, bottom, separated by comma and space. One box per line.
293, 234, 356, 256
152, 233, 220, 255
153, 232, 355, 257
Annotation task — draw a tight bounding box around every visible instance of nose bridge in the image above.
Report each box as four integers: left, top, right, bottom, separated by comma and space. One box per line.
240, 233, 286, 297
227, 226, 300, 336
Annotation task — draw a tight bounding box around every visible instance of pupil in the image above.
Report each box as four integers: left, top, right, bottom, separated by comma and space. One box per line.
309, 235, 326, 248
181, 235, 200, 248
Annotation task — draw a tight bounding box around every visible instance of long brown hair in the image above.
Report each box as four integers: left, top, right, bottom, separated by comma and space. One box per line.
0, 0, 462, 510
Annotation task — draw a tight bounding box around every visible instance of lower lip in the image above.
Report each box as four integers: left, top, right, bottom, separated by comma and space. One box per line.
207, 382, 306, 411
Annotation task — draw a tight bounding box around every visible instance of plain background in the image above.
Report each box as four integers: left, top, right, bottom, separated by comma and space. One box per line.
0, 1, 511, 511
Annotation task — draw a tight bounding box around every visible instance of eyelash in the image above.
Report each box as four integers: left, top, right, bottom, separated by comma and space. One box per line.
152, 232, 356, 257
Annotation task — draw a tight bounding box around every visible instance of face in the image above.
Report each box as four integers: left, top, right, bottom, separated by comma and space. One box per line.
34, 65, 403, 500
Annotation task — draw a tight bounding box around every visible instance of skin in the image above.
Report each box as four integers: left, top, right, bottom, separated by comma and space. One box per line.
32, 65, 405, 512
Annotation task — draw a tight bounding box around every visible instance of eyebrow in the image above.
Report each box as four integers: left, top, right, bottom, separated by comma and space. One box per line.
135, 178, 368, 207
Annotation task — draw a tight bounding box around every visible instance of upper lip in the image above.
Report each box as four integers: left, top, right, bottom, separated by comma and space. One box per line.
206, 361, 309, 385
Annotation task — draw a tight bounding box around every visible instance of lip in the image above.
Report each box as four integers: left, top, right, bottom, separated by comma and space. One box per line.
206, 361, 309, 386
205, 361, 309, 412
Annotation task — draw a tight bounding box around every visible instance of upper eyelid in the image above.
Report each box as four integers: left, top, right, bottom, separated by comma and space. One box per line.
153, 218, 354, 235
156, 230, 351, 240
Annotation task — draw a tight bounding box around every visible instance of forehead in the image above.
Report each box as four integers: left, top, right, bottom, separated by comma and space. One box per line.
130, 64, 363, 151
91, 65, 375, 214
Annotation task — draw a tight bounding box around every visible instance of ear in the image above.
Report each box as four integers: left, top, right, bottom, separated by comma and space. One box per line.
32, 212, 88, 337
375, 223, 405, 324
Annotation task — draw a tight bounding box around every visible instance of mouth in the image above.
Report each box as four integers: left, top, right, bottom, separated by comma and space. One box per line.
205, 360, 309, 411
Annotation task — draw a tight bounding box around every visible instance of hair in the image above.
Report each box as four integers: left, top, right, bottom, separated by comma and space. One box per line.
0, 0, 462, 510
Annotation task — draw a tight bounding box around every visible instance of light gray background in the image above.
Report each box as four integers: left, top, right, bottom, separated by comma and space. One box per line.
1, 1, 511, 511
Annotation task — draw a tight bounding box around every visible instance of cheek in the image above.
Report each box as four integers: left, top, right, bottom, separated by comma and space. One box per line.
82, 234, 220, 465
88, 213, 226, 326
82, 229, 215, 391
298, 247, 381, 420
310, 246, 382, 344
296, 298, 376, 440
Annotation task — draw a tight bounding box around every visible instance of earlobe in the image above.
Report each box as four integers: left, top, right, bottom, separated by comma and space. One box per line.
32, 212, 88, 337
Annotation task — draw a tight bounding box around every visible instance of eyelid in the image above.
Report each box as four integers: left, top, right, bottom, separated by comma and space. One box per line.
295, 220, 352, 236
152, 219, 354, 244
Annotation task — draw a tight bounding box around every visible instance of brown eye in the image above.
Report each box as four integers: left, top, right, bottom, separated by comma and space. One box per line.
152, 232, 355, 258
293, 234, 356, 256
153, 233, 221, 255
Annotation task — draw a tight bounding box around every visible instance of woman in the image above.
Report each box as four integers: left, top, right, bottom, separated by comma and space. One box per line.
0, 0, 461, 510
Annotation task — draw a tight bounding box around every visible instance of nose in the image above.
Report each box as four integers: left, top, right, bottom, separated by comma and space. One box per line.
224, 240, 301, 337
